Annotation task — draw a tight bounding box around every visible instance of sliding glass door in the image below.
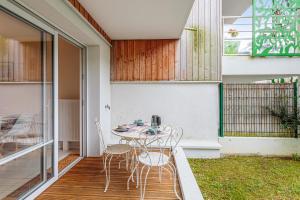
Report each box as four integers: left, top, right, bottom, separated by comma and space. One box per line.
0, 8, 54, 199
58, 36, 83, 173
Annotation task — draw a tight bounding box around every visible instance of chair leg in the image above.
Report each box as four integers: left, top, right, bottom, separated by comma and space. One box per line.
136, 162, 139, 188
130, 151, 135, 175
161, 166, 173, 179
127, 162, 139, 190
168, 162, 182, 200
118, 153, 129, 170
101, 154, 106, 173
103, 154, 109, 189
125, 152, 129, 171
104, 154, 113, 192
140, 166, 150, 200
139, 165, 146, 199
158, 166, 162, 183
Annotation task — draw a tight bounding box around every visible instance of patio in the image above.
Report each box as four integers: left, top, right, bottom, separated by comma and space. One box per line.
37, 156, 182, 200
1, 0, 300, 199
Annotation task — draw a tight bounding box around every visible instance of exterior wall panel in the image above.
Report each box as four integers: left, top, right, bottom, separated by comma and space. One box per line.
111, 40, 177, 81
110, 0, 222, 82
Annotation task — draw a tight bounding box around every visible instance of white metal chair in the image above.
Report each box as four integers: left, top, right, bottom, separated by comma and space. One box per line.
94, 118, 132, 192
127, 125, 183, 200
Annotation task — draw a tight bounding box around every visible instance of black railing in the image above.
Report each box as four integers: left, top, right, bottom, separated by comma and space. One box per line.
222, 83, 297, 137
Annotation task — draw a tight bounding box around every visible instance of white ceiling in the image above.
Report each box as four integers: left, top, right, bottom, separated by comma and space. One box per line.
78, 0, 195, 40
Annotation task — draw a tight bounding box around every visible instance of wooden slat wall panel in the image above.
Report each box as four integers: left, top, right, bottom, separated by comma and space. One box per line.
181, 0, 221, 81
168, 41, 175, 80
192, 0, 199, 81
110, 0, 221, 82
151, 41, 157, 80
128, 41, 134, 81
0, 38, 42, 82
157, 40, 163, 80
133, 41, 140, 80
162, 40, 169, 80
145, 41, 152, 80
111, 40, 177, 81
186, 12, 193, 81
180, 32, 187, 81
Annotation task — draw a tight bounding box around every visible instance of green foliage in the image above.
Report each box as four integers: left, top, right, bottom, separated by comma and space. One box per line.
184, 26, 202, 52
224, 41, 240, 55
266, 104, 299, 136
189, 156, 300, 199
292, 153, 300, 161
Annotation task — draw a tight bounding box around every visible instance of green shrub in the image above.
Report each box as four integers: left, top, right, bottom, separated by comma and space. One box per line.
292, 153, 300, 161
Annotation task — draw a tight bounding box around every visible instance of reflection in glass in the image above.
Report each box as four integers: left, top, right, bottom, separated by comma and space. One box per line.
0, 9, 54, 199
0, 148, 42, 199
58, 36, 81, 173
0, 145, 53, 199
0, 10, 53, 158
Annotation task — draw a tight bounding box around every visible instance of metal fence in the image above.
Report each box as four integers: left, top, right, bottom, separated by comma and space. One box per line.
221, 83, 297, 137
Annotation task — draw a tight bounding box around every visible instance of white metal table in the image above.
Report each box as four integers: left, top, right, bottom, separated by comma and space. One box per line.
112, 123, 171, 144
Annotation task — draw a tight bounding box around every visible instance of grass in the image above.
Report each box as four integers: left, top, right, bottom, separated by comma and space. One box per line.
188, 156, 300, 200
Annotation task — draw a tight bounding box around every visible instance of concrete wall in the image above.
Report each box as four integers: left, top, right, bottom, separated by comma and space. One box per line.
222, 56, 300, 83
111, 83, 219, 144
86, 45, 111, 156
220, 137, 300, 156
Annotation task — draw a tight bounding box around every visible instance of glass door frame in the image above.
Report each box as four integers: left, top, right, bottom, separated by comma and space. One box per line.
57, 34, 87, 176
0, 1, 87, 198
0, 5, 56, 199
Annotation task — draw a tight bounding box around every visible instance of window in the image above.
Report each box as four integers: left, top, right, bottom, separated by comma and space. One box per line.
223, 2, 253, 55
223, 0, 300, 56
0, 9, 54, 199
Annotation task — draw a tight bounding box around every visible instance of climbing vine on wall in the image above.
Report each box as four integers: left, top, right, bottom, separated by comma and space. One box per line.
252, 0, 300, 56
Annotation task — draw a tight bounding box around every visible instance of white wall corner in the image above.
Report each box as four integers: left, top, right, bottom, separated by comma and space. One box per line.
174, 147, 204, 200
181, 139, 222, 158
87, 45, 101, 157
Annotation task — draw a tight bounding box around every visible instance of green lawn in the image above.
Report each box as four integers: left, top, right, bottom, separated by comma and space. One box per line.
188, 156, 300, 200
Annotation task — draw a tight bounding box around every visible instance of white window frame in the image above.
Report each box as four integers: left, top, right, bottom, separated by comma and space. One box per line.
0, 1, 88, 199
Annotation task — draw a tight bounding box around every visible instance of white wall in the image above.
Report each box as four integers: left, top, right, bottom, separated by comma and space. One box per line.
86, 45, 111, 157
0, 84, 42, 114
111, 83, 219, 143
222, 56, 300, 80
99, 44, 111, 151
220, 137, 300, 156
222, 75, 299, 83
86, 46, 101, 156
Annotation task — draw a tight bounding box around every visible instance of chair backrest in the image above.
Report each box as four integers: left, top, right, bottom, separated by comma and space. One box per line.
94, 118, 107, 152
162, 125, 183, 156
140, 125, 183, 166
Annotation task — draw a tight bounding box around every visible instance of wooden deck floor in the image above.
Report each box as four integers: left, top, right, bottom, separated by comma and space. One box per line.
37, 157, 182, 200
58, 154, 79, 172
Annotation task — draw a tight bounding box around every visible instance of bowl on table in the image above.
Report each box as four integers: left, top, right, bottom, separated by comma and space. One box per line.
114, 125, 129, 132
134, 119, 144, 126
